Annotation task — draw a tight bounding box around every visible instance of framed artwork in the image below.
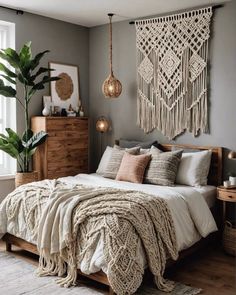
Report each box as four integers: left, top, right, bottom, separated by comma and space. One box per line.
49, 62, 80, 110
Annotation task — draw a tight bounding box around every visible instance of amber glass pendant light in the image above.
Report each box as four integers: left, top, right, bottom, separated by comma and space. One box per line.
102, 13, 122, 98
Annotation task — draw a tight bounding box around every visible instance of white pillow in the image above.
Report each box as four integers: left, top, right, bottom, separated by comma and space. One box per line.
96, 146, 113, 175
176, 150, 212, 187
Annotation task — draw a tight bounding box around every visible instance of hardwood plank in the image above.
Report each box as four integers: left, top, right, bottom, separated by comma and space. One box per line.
0, 238, 235, 295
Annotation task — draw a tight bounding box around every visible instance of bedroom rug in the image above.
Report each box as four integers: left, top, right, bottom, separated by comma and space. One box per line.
0, 251, 202, 295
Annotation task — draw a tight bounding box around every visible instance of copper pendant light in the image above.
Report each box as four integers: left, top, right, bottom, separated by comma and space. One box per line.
102, 13, 122, 98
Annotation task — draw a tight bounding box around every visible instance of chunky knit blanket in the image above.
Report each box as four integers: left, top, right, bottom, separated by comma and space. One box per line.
2, 181, 178, 294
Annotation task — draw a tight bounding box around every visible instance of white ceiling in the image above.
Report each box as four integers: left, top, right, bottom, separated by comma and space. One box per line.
0, 0, 230, 27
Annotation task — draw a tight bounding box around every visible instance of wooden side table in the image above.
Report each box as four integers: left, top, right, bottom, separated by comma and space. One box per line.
217, 186, 236, 222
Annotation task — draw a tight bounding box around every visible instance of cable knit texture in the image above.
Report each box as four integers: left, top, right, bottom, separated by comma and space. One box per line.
1, 181, 178, 294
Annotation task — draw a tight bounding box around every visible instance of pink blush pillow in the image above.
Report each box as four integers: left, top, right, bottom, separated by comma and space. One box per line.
116, 152, 151, 183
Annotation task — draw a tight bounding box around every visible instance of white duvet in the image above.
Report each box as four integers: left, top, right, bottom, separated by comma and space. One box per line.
0, 173, 217, 275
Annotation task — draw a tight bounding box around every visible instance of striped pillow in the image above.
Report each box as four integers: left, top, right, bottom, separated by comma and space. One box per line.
144, 150, 183, 186
116, 152, 151, 183
103, 146, 140, 179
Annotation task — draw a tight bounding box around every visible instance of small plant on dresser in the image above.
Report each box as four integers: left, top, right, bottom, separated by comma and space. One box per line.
0, 41, 59, 186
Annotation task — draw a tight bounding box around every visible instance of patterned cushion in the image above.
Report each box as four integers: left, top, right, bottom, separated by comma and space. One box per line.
103, 146, 140, 179
144, 150, 183, 186
116, 153, 151, 183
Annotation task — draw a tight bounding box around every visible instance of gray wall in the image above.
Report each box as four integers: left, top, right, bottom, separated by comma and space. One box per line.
0, 9, 89, 201
89, 1, 236, 177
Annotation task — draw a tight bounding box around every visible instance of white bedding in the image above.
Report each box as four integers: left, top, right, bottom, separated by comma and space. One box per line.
1, 173, 217, 275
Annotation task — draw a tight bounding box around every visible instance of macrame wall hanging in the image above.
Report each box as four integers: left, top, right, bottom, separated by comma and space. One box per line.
135, 7, 213, 139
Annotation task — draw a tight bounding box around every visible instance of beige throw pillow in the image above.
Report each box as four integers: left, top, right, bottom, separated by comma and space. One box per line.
103, 146, 140, 179
145, 150, 183, 186
116, 152, 151, 183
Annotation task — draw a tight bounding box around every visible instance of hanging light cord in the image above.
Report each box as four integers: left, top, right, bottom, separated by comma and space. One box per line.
108, 13, 113, 76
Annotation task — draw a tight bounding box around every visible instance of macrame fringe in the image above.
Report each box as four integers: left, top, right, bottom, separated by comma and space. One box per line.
137, 91, 208, 140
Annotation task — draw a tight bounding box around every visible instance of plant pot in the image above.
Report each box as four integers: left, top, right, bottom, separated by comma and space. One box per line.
15, 171, 39, 188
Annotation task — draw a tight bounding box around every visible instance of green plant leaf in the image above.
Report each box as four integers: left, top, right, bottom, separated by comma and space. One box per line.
32, 76, 60, 91
30, 67, 53, 82
30, 50, 50, 71
22, 129, 33, 143
0, 63, 17, 78
5, 128, 23, 152
0, 74, 16, 85
0, 79, 16, 97
0, 48, 20, 69
27, 131, 48, 149
0, 138, 20, 159
19, 42, 32, 64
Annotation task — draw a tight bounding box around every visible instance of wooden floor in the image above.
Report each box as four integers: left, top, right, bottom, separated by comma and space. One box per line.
0, 240, 235, 295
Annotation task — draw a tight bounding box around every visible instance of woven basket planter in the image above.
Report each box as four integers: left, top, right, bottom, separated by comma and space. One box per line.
15, 171, 39, 188
223, 221, 236, 256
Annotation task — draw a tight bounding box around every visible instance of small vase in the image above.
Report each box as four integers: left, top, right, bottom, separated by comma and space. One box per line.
42, 106, 50, 116
229, 176, 236, 186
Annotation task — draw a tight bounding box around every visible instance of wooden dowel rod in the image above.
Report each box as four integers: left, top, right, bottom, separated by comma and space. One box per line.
129, 4, 223, 25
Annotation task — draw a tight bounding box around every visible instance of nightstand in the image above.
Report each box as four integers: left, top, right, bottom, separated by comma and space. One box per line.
217, 186, 236, 256
217, 186, 236, 222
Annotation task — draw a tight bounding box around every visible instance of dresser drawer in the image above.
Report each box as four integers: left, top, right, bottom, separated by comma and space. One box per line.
47, 138, 88, 153
46, 118, 88, 132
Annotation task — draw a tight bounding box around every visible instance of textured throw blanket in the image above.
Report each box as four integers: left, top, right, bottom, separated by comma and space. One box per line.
1, 181, 178, 294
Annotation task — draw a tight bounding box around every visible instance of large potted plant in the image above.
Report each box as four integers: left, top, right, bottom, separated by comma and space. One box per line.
0, 41, 59, 187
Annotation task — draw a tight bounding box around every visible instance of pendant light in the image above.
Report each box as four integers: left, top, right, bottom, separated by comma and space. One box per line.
102, 13, 122, 98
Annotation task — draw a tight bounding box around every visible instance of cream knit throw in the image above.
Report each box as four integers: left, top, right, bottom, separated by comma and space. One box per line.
3, 181, 178, 294
135, 7, 212, 139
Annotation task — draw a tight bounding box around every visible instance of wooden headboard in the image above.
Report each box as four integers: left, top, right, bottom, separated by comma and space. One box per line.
115, 140, 222, 186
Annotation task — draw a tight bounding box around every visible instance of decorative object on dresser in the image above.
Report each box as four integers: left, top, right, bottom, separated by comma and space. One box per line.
102, 14, 122, 99
0, 41, 59, 187
135, 7, 212, 139
217, 186, 236, 256
96, 116, 110, 157
31, 117, 89, 180
42, 95, 52, 117
49, 62, 80, 110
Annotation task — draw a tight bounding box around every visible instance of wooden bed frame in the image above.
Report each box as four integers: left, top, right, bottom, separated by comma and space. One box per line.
2, 143, 223, 295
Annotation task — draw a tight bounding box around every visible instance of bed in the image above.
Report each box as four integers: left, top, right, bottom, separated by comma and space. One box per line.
0, 143, 222, 295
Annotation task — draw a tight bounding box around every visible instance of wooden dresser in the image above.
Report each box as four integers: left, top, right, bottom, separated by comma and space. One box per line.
31, 117, 89, 180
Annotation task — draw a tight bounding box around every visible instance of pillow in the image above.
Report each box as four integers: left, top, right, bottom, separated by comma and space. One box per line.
145, 150, 183, 186
103, 146, 140, 179
140, 145, 163, 154
96, 146, 113, 175
116, 153, 151, 183
176, 150, 212, 186
119, 139, 158, 149
171, 146, 200, 153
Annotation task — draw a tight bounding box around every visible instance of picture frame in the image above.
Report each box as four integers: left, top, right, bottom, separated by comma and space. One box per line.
49, 62, 80, 110
43, 95, 52, 108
